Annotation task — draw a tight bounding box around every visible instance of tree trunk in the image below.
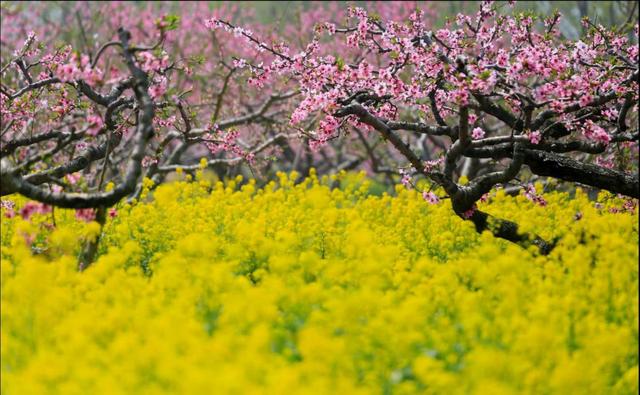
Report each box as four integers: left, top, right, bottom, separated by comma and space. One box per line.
77, 206, 107, 271
466, 209, 556, 255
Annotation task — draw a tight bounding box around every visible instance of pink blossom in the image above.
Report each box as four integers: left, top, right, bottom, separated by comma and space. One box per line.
423, 158, 444, 172
318, 115, 340, 140
308, 138, 325, 152
602, 107, 619, 121
595, 157, 614, 169
75, 208, 96, 222
108, 208, 118, 218
456, 14, 468, 26
66, 172, 81, 185
471, 127, 485, 140
19, 201, 51, 220
461, 205, 477, 219
528, 131, 542, 144
232, 58, 247, 68
138, 51, 169, 73
422, 191, 440, 204
496, 50, 509, 67
399, 168, 412, 188
623, 199, 637, 213
451, 89, 469, 106
142, 156, 158, 168
149, 77, 167, 99
324, 22, 336, 35
290, 107, 308, 124
58, 63, 78, 82
1, 200, 16, 219
523, 184, 547, 207
582, 120, 611, 145
86, 114, 104, 136
578, 93, 592, 108
204, 18, 222, 30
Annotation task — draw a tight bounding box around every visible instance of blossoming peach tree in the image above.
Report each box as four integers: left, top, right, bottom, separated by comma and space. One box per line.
206, 1, 639, 254
0, 1, 638, 265
0, 2, 310, 267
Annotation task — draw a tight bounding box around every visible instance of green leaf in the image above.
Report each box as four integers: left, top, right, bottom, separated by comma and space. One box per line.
479, 70, 491, 80
159, 14, 180, 31
189, 55, 206, 66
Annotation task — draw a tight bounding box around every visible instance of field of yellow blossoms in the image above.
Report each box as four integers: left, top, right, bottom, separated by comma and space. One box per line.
1, 171, 638, 395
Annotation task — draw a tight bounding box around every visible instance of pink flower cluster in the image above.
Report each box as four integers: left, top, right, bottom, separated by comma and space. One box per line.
58, 53, 102, 86
216, 1, 636, 159
399, 168, 412, 187
86, 113, 104, 136
523, 184, 547, 207
149, 76, 168, 99
202, 126, 254, 163
471, 127, 485, 140
138, 51, 170, 73
1, 200, 16, 219
19, 201, 52, 220
204, 17, 257, 48
581, 120, 611, 145
142, 156, 159, 168
528, 131, 542, 145
12, 31, 38, 57
51, 91, 75, 117
75, 208, 96, 222
311, 115, 340, 150
66, 172, 82, 185
422, 191, 440, 205
462, 205, 477, 219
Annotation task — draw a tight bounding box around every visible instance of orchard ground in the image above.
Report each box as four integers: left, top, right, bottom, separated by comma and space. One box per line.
1, 172, 638, 395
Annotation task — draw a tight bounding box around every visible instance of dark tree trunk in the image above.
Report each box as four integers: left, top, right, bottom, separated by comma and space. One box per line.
466, 209, 556, 255
77, 206, 107, 271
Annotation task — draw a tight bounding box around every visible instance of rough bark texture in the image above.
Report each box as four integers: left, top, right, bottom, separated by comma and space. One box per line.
524, 150, 639, 198
468, 209, 556, 255
464, 145, 639, 199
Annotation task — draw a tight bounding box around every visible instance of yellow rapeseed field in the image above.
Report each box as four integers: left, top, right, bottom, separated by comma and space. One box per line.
1, 170, 638, 395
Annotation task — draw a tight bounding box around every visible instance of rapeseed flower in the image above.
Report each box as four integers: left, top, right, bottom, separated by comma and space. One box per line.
0, 172, 637, 394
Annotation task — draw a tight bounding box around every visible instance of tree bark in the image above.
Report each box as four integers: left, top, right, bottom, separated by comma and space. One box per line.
77, 206, 107, 271
464, 146, 639, 198
467, 209, 556, 255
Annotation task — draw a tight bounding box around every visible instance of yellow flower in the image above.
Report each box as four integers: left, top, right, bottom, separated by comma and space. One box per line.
0, 172, 637, 394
